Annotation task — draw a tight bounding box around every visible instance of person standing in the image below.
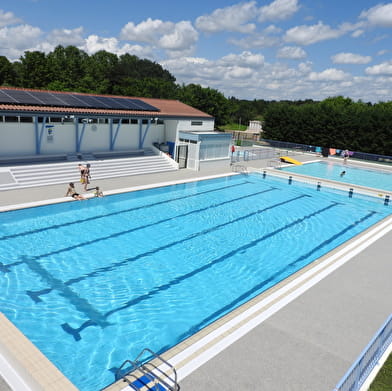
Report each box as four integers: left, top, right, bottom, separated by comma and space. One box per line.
343, 149, 349, 163
82, 163, 91, 191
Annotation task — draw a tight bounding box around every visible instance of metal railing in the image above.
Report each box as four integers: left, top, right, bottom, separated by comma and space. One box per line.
231, 164, 248, 174
231, 147, 290, 163
116, 348, 179, 391
257, 139, 392, 165
333, 314, 392, 391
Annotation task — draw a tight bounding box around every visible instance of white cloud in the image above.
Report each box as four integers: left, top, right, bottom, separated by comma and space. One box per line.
360, 4, 392, 27
351, 29, 364, 38
0, 24, 42, 59
225, 66, 254, 79
120, 18, 173, 44
229, 33, 280, 49
258, 0, 300, 23
195, 2, 257, 33
219, 51, 265, 68
284, 21, 346, 45
365, 61, 392, 76
277, 46, 306, 59
47, 27, 85, 47
82, 35, 152, 58
331, 52, 372, 64
308, 68, 350, 81
120, 18, 198, 57
0, 9, 21, 27
158, 21, 198, 51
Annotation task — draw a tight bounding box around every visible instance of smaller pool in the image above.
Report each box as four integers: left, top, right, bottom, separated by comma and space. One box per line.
279, 161, 392, 192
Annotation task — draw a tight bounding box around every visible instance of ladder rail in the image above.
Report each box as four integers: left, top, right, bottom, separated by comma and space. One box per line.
116, 348, 179, 391
116, 359, 160, 391
137, 348, 178, 390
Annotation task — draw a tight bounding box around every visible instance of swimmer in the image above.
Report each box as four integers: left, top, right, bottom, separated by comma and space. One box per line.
340, 171, 346, 177
65, 182, 86, 200
94, 186, 104, 197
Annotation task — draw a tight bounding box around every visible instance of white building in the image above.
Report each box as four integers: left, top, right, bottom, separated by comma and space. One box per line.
0, 87, 232, 170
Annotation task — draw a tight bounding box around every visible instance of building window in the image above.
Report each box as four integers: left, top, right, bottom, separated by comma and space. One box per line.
191, 121, 203, 126
131, 119, 138, 124
199, 143, 228, 160
20, 116, 33, 123
5, 116, 18, 122
49, 117, 62, 123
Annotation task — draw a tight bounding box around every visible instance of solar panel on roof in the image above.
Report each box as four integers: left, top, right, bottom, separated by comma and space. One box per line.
131, 99, 160, 111
0, 88, 160, 112
88, 96, 113, 109
1, 89, 42, 105
28, 91, 65, 106
56, 94, 90, 108
0, 90, 18, 103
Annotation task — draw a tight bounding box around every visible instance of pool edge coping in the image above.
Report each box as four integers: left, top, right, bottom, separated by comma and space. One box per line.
106, 214, 392, 391
0, 170, 391, 391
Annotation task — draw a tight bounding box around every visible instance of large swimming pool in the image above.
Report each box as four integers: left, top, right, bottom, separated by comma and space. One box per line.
0, 173, 390, 391
279, 160, 392, 192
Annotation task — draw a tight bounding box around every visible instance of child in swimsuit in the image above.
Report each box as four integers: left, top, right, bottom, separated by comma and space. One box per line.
65, 182, 86, 200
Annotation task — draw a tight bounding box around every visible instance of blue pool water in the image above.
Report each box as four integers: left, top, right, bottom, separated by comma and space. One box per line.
0, 174, 390, 391
279, 161, 392, 192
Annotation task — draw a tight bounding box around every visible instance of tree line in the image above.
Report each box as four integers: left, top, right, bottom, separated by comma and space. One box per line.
0, 45, 391, 155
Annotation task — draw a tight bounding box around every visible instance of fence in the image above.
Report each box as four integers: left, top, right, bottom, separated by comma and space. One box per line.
254, 139, 392, 164
333, 314, 392, 391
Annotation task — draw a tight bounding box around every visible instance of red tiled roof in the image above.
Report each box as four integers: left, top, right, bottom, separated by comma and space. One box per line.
0, 87, 213, 118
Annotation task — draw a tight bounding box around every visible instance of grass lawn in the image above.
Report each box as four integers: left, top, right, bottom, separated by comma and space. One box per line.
368, 353, 392, 391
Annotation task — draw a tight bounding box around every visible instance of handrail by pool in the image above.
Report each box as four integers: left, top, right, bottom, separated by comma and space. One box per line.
333, 314, 392, 391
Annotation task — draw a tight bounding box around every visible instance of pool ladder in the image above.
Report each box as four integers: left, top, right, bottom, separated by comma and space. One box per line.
116, 348, 179, 391
232, 164, 248, 175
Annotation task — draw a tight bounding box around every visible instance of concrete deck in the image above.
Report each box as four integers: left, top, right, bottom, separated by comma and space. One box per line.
0, 153, 391, 391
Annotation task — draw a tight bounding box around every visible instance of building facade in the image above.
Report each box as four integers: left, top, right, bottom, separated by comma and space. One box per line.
0, 87, 232, 169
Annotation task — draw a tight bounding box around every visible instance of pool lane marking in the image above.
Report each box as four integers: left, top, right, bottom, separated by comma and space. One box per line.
61, 195, 338, 341
21, 186, 277, 301
171, 210, 377, 342
163, 215, 392, 382
0, 179, 249, 241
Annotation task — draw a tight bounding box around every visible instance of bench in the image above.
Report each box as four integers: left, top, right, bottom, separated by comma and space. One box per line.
93, 149, 144, 159
0, 153, 67, 165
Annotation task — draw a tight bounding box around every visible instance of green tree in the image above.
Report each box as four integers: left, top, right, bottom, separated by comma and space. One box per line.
18, 51, 50, 88
177, 84, 231, 125
0, 56, 16, 85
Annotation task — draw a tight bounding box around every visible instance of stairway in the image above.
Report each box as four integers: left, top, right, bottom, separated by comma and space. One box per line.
0, 150, 178, 191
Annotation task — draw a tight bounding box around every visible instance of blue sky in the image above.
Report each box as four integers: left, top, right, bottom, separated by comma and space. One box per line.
1, 0, 392, 102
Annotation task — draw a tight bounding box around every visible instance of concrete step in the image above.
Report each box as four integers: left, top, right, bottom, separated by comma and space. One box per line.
0, 166, 178, 190
0, 153, 178, 190
12, 159, 175, 179
11, 156, 169, 176
14, 163, 177, 183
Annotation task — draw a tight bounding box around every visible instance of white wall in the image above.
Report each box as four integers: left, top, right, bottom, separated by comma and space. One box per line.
0, 123, 36, 156
0, 116, 213, 157
178, 119, 214, 131
40, 124, 75, 154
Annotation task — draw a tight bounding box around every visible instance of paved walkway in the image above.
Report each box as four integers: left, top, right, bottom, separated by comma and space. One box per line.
0, 154, 391, 391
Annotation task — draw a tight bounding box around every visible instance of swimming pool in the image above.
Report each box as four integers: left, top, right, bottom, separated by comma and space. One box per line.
0, 173, 390, 391
279, 160, 392, 192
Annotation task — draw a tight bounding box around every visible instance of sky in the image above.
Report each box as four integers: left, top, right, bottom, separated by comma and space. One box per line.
0, 0, 392, 103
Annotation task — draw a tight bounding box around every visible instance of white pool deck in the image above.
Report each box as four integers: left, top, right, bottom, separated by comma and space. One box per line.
0, 153, 391, 391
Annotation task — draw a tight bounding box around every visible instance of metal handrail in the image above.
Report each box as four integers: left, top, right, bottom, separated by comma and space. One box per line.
333, 314, 392, 391
116, 359, 159, 391
116, 348, 179, 391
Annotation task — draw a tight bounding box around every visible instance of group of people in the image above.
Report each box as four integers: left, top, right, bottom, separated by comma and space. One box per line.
65, 163, 104, 201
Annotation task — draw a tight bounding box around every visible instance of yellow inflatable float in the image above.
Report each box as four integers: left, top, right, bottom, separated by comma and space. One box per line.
280, 156, 302, 165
